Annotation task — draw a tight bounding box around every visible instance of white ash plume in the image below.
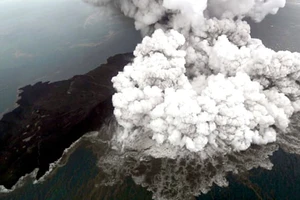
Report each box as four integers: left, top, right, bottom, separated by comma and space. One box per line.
207, 0, 286, 21
83, 0, 285, 34
112, 29, 300, 158
79, 0, 300, 198
84, 0, 300, 159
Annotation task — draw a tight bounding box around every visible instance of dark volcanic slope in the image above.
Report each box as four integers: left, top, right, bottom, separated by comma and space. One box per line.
0, 53, 133, 189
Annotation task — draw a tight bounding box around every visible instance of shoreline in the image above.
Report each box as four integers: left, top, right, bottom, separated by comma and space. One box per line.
0, 53, 134, 189
0, 131, 88, 194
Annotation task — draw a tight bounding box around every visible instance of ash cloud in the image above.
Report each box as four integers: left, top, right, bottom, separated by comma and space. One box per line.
80, 1, 300, 199
86, 0, 300, 169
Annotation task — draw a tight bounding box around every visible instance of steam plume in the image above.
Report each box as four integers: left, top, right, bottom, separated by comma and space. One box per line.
80, 1, 300, 199
85, 0, 300, 159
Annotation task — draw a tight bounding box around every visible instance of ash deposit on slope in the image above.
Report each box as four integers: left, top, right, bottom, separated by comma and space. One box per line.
81, 0, 300, 199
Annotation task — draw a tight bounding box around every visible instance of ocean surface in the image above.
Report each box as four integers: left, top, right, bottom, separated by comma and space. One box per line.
1, 1, 300, 200
0, 0, 141, 113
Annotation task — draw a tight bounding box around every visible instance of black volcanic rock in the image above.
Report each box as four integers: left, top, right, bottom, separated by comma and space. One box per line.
0, 53, 133, 189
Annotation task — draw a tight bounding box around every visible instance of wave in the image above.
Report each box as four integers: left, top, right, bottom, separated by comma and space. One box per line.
0, 133, 87, 193
0, 169, 38, 194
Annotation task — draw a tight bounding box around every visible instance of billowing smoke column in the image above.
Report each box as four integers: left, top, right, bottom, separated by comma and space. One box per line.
79, 1, 300, 199
86, 0, 300, 159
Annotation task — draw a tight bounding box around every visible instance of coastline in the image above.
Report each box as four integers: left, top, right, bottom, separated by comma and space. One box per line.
0, 53, 134, 189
